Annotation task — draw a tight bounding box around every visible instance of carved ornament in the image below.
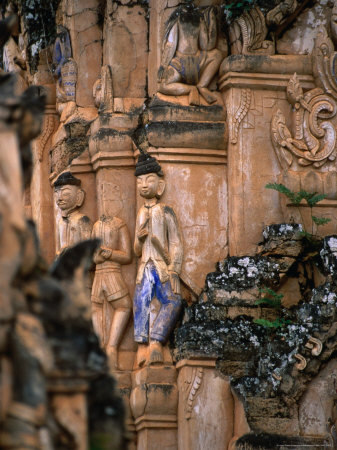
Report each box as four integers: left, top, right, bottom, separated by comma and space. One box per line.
231, 88, 251, 144
271, 73, 337, 169
184, 367, 204, 420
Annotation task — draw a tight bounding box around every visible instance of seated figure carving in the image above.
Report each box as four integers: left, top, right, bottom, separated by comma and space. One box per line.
158, 5, 226, 106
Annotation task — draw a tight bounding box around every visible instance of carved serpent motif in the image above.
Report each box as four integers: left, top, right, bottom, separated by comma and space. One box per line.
271, 74, 337, 168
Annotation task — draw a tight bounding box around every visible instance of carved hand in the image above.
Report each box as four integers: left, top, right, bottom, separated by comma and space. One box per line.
137, 228, 148, 242
169, 271, 181, 295
100, 248, 112, 260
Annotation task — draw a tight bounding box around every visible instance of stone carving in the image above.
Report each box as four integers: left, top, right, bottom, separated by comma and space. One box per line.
93, 65, 114, 113
158, 5, 226, 105
184, 367, 204, 420
231, 88, 251, 144
133, 152, 183, 365
229, 6, 274, 56
305, 336, 323, 356
36, 114, 57, 162
271, 73, 337, 169
229, 1, 300, 56
294, 353, 307, 370
91, 215, 132, 371
54, 171, 92, 255
266, 0, 298, 27
53, 25, 77, 113
313, 28, 337, 100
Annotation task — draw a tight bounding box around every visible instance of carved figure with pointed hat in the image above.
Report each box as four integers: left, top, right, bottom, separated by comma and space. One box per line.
133, 151, 183, 365
54, 172, 92, 255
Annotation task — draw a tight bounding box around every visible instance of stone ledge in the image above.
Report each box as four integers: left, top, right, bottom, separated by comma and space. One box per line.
219, 72, 315, 91
146, 147, 227, 165
134, 414, 177, 431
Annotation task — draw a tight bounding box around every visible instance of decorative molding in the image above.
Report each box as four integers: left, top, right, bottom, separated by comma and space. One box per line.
184, 367, 204, 420
146, 147, 227, 165
36, 114, 57, 162
231, 88, 251, 144
219, 72, 315, 91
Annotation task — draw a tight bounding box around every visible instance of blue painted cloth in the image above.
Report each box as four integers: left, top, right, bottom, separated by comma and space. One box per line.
133, 262, 181, 344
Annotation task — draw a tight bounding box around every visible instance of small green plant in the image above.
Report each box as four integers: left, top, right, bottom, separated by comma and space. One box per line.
253, 288, 290, 329
265, 182, 331, 235
255, 287, 283, 308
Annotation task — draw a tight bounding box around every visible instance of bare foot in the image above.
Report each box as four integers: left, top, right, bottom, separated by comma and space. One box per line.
188, 86, 200, 106
106, 346, 118, 371
136, 343, 148, 367
197, 86, 217, 104
149, 340, 163, 365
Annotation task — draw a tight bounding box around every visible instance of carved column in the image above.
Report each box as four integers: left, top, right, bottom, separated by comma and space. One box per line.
219, 55, 315, 256
89, 113, 137, 445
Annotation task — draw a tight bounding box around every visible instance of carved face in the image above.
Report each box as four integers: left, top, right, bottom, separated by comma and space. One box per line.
137, 173, 164, 199
55, 185, 82, 212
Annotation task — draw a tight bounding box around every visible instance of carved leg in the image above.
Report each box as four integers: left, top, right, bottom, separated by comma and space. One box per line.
91, 302, 104, 347
106, 306, 131, 371
149, 340, 164, 365
197, 48, 223, 104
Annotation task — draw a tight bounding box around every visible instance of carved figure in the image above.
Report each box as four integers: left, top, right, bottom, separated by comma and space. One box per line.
91, 215, 132, 370
52, 26, 77, 113
93, 65, 114, 113
54, 172, 92, 255
133, 152, 183, 365
158, 5, 225, 105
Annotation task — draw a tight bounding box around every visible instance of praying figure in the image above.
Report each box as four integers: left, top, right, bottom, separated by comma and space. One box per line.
91, 215, 132, 371
54, 172, 92, 255
133, 152, 183, 365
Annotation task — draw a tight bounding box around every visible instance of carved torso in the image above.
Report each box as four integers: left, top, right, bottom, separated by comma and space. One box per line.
56, 210, 92, 254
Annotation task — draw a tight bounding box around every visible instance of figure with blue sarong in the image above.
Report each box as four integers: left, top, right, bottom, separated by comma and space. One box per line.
133, 152, 183, 366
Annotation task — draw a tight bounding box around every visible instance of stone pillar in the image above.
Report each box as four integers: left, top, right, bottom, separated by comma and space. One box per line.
30, 54, 59, 263
219, 55, 315, 256
144, 102, 228, 296
177, 359, 235, 450
89, 112, 137, 445
130, 365, 178, 450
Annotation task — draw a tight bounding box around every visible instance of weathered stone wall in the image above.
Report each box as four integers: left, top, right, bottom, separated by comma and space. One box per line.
2, 0, 337, 449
